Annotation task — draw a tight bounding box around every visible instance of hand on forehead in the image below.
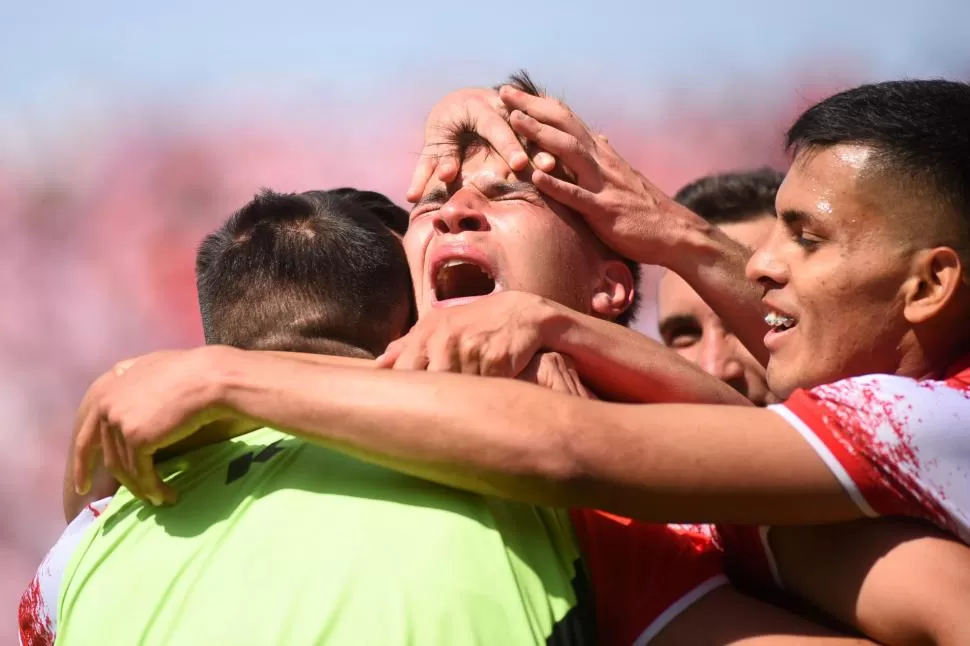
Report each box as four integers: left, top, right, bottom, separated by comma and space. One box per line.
416, 146, 544, 209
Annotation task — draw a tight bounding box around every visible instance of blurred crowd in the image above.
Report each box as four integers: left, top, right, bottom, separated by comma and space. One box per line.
0, 75, 836, 637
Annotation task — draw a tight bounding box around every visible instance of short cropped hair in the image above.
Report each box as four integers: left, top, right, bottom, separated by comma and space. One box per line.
674, 168, 784, 226
787, 79, 970, 259
434, 70, 642, 327
196, 188, 412, 357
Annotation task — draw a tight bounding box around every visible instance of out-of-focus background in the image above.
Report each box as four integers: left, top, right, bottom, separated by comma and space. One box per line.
3, 0, 968, 634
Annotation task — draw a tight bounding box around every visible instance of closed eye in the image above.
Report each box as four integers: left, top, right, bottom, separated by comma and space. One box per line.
409, 205, 441, 221
794, 232, 822, 250
410, 187, 448, 221
481, 181, 543, 203
779, 210, 824, 251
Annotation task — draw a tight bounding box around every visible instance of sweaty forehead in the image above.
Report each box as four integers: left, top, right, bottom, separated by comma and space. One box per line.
783, 144, 870, 204
780, 145, 887, 231
784, 143, 938, 250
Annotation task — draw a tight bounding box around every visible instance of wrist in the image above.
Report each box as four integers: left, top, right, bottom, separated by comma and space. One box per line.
536, 298, 579, 353
660, 205, 723, 276
192, 345, 250, 414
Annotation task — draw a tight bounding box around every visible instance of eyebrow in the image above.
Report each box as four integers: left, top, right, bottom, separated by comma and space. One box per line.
411, 180, 542, 211
778, 208, 824, 228
413, 186, 449, 209
479, 180, 542, 200
657, 314, 700, 338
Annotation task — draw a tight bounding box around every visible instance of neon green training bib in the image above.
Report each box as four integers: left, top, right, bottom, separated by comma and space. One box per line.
57, 428, 592, 645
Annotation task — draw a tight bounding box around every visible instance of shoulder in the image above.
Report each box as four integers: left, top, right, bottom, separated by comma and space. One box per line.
770, 371, 970, 536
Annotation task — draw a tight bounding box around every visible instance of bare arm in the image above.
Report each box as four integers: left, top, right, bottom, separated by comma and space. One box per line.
771, 519, 970, 646
63, 349, 373, 520
379, 291, 752, 406
497, 87, 772, 367
181, 348, 858, 525
544, 298, 754, 404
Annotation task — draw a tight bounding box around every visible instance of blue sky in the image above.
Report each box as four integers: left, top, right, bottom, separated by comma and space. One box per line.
2, 0, 967, 126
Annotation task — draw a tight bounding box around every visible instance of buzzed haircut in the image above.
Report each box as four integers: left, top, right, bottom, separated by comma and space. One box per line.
196, 188, 413, 358
674, 168, 784, 226
787, 79, 970, 261
433, 70, 642, 327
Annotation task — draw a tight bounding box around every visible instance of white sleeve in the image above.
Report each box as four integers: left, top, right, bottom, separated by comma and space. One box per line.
18, 498, 111, 646
768, 373, 970, 543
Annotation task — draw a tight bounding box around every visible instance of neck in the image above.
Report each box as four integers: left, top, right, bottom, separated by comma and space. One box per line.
898, 326, 970, 380
248, 336, 376, 359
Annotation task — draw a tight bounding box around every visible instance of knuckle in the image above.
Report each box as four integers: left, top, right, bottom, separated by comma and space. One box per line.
458, 334, 482, 358
433, 334, 459, 359
125, 427, 145, 448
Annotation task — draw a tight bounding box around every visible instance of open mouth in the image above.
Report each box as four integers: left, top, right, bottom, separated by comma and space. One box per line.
433, 259, 498, 303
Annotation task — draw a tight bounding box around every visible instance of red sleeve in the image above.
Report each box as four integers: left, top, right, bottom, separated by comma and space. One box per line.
771, 372, 970, 540
571, 509, 727, 646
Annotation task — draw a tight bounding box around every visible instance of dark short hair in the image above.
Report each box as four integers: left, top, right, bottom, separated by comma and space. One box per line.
787, 79, 970, 257
326, 187, 409, 236
674, 168, 784, 226
432, 70, 642, 327
196, 188, 412, 357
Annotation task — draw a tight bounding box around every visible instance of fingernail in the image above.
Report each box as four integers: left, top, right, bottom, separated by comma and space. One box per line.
536, 154, 556, 172
511, 152, 528, 169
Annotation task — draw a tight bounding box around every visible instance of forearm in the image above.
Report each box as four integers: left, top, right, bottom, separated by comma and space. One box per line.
261, 351, 374, 368
215, 350, 579, 502
665, 208, 770, 365
543, 304, 752, 405
210, 348, 859, 524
